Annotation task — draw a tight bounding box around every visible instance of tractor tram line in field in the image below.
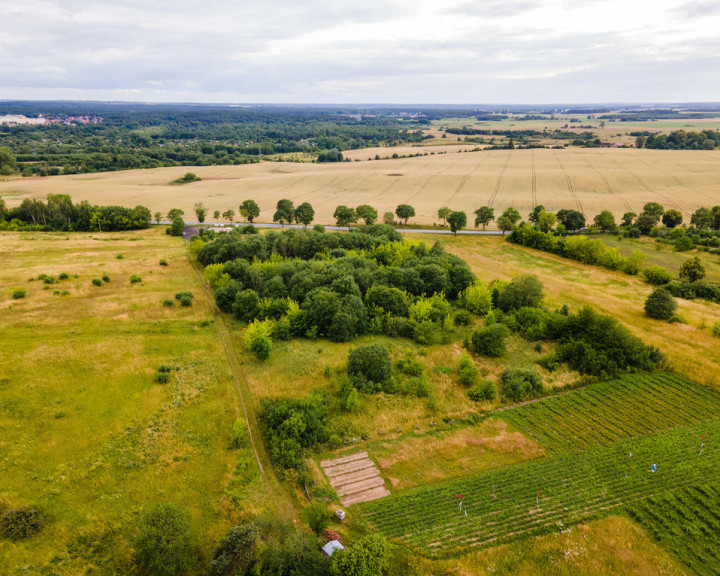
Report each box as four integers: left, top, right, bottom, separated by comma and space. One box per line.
574, 150, 632, 212
553, 151, 584, 215
442, 152, 491, 209
359, 373, 720, 556
487, 151, 512, 208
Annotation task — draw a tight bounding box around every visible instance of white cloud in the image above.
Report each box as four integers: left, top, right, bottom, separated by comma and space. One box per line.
0, 0, 718, 103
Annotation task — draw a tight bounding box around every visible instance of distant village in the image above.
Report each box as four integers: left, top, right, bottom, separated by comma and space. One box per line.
0, 114, 104, 126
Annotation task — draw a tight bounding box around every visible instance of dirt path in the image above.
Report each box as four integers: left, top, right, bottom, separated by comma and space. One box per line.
186, 245, 299, 519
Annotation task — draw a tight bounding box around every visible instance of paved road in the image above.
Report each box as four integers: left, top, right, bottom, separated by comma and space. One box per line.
167, 221, 506, 235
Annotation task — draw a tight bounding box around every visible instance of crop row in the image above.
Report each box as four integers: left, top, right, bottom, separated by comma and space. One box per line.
500, 372, 720, 454
627, 483, 720, 576
360, 418, 720, 554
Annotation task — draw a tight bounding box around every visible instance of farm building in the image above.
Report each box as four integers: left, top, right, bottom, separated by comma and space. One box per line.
321, 540, 344, 558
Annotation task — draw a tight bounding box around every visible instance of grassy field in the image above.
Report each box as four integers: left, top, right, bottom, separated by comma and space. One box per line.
427, 234, 720, 389
360, 375, 720, 555
2, 148, 719, 228
0, 230, 264, 575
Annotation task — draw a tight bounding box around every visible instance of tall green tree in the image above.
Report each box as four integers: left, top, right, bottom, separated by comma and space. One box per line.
643, 202, 665, 219
593, 210, 616, 232
437, 206, 452, 226
239, 200, 260, 223
194, 202, 207, 223
537, 210, 557, 232
447, 210, 467, 235
474, 206, 494, 230
690, 207, 712, 229
222, 209, 235, 223
356, 204, 378, 225
662, 209, 683, 228
213, 210, 220, 220
134, 504, 195, 576
167, 208, 184, 221
621, 211, 637, 227
154, 211, 162, 224
557, 209, 586, 232
501, 207, 522, 225
528, 205, 545, 224
274, 199, 295, 226
333, 205, 357, 227
395, 204, 415, 225
295, 202, 315, 226
329, 534, 390, 576
679, 257, 706, 282
497, 215, 514, 234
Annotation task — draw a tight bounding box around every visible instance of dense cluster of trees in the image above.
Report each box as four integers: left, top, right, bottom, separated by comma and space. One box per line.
635, 129, 720, 150
0, 194, 151, 231
196, 225, 475, 351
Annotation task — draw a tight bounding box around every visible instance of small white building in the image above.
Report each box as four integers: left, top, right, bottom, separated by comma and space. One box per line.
322, 540, 345, 558
335, 509, 346, 521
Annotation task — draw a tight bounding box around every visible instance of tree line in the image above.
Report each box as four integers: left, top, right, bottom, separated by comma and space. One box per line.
0, 195, 151, 231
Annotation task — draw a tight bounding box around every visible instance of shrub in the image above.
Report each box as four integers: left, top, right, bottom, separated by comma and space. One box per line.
496, 275, 543, 312
347, 342, 392, 391
674, 236, 694, 252
12, 289, 26, 299
229, 418, 249, 449
179, 294, 193, 307
457, 352, 479, 387
641, 265, 671, 285
500, 368, 543, 402
303, 502, 330, 535
116, 253, 124, 259
43, 276, 55, 284
130, 275, 142, 284
249, 336, 272, 360
537, 352, 560, 372
396, 349, 424, 376
58, 272, 69, 280
155, 371, 170, 384
175, 291, 194, 301
644, 288, 678, 320
210, 522, 259, 576
468, 380, 497, 402
712, 322, 720, 337
0, 507, 43, 540
460, 281, 492, 315
162, 299, 175, 307
679, 257, 706, 282
102, 274, 110, 283
470, 324, 511, 357
91, 278, 102, 286
159, 259, 168, 266
134, 504, 195, 576
453, 310, 471, 326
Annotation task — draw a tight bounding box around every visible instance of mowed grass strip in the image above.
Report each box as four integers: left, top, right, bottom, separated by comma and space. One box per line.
627, 483, 720, 576
359, 418, 720, 555
500, 373, 720, 453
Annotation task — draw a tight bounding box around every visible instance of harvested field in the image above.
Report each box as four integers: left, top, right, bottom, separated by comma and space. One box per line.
2, 148, 719, 227
321, 451, 390, 506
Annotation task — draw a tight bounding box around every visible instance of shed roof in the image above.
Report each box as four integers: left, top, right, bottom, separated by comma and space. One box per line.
322, 540, 345, 556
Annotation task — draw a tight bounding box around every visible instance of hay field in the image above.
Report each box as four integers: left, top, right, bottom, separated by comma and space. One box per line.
2, 148, 719, 227
0, 230, 263, 574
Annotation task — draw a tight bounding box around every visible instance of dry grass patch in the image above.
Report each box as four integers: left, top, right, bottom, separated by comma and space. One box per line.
370, 420, 543, 492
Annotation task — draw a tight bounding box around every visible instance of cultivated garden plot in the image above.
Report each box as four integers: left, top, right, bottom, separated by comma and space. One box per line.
501, 373, 720, 453
321, 451, 390, 507
360, 397, 720, 555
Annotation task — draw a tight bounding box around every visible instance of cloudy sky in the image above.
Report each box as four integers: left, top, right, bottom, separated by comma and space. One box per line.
1, 0, 719, 103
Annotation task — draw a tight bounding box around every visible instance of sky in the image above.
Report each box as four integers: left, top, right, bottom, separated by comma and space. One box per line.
1, 0, 719, 104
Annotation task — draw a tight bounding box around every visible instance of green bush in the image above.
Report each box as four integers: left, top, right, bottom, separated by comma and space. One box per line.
347, 342, 392, 392
457, 352, 479, 387
179, 294, 193, 307
496, 275, 543, 312
641, 265, 671, 285
102, 274, 110, 283
175, 291, 194, 301
674, 236, 694, 252
470, 324, 511, 357
644, 288, 678, 320
163, 299, 175, 307
155, 371, 170, 384
12, 289, 26, 299
249, 336, 272, 360
453, 310, 471, 326
501, 368, 543, 402
43, 276, 55, 284
116, 253, 124, 259
130, 275, 142, 284
229, 418, 249, 449
134, 504, 195, 576
468, 380, 497, 402
303, 502, 330, 535
0, 507, 43, 540
712, 322, 720, 337
159, 259, 168, 266
679, 257, 706, 282
91, 278, 102, 287
58, 272, 69, 280
537, 352, 560, 372
396, 350, 424, 376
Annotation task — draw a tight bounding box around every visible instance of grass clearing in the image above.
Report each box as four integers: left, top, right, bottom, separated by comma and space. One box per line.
430, 233, 720, 389
0, 229, 263, 574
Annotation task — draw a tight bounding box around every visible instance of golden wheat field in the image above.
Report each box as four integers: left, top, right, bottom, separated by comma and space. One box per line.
1, 148, 719, 227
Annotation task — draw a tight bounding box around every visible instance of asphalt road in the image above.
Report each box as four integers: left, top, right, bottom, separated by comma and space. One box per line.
166, 221, 506, 235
